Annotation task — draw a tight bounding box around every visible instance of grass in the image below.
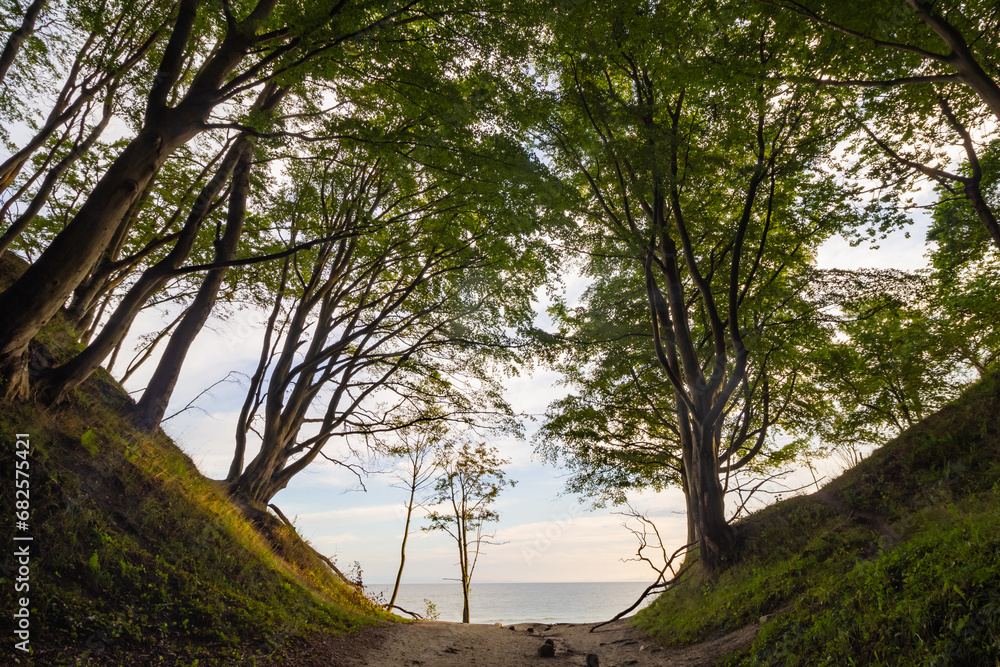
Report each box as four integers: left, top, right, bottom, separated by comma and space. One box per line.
634, 372, 1000, 666
0, 254, 391, 665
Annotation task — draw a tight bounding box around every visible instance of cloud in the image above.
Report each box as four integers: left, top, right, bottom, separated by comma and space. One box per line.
296, 503, 404, 524
310, 533, 360, 546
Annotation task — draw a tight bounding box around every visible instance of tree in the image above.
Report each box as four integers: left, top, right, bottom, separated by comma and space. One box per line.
802, 136, 1000, 453
924, 157, 1000, 376
383, 416, 443, 613
535, 0, 855, 573
424, 440, 514, 624
224, 130, 550, 506
36, 84, 286, 403
804, 269, 961, 452
536, 256, 825, 544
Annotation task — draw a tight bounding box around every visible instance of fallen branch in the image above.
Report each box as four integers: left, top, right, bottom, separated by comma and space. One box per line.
387, 604, 424, 619
592, 505, 695, 632
267, 502, 295, 527
591, 560, 692, 632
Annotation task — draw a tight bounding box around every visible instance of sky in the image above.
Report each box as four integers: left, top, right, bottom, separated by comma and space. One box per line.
114, 197, 935, 586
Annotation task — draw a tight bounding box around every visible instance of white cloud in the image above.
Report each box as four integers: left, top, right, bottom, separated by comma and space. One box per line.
296, 503, 404, 524
310, 533, 361, 546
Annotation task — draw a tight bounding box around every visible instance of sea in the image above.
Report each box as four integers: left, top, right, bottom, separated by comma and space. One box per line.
365, 581, 657, 625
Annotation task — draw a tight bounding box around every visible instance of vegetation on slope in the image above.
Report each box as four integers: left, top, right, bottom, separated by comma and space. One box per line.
635, 372, 1000, 665
0, 254, 389, 665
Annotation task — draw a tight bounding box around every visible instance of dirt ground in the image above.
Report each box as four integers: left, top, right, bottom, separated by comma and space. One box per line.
313, 617, 758, 667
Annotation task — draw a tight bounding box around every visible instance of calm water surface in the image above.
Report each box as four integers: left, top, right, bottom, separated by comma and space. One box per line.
366, 582, 656, 625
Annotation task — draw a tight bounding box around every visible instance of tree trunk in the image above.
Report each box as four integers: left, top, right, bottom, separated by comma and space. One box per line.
133, 143, 252, 432
647, 225, 742, 574
679, 463, 697, 550
905, 0, 1000, 122
66, 163, 167, 334
685, 417, 736, 575
459, 516, 471, 623
37, 136, 251, 402
462, 582, 470, 624
0, 127, 186, 398
460, 540, 471, 624
231, 423, 325, 506
230, 448, 287, 506
228, 234, 343, 505
0, 0, 46, 87
388, 485, 417, 611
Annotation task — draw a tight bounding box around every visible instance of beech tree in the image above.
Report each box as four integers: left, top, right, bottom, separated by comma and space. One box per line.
536, 1, 859, 572
224, 129, 552, 506
6, 0, 997, 590
536, 257, 826, 544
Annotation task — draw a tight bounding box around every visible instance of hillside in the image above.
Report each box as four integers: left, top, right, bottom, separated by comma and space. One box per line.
635, 371, 1000, 665
0, 253, 391, 666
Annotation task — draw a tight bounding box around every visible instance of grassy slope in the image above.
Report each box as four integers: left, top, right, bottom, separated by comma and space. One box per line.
0, 253, 390, 665
635, 372, 1000, 665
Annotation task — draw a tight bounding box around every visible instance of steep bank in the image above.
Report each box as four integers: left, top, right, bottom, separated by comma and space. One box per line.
636, 371, 1000, 665
0, 252, 390, 665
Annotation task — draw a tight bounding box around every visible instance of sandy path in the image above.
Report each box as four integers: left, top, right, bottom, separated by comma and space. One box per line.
328, 618, 758, 667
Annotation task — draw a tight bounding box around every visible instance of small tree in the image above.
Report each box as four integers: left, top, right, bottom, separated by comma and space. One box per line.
424, 441, 514, 624
384, 419, 444, 613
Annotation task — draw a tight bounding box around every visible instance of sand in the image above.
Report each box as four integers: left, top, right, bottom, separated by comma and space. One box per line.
314, 617, 759, 667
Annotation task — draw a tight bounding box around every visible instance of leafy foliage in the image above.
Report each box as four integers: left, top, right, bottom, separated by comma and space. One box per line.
531, 1, 861, 563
